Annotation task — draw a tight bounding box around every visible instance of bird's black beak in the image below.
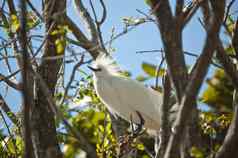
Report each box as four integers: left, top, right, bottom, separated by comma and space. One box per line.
87, 65, 102, 72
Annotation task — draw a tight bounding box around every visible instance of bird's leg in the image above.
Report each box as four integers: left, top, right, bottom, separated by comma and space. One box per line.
118, 112, 146, 157
135, 110, 145, 135
154, 131, 161, 157
130, 113, 136, 135
129, 111, 145, 137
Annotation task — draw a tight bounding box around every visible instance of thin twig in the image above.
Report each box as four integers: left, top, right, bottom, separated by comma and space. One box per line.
0, 70, 21, 82
74, 0, 98, 44
0, 94, 18, 125
155, 54, 165, 88
0, 73, 22, 90
60, 55, 85, 106
223, 0, 235, 24
89, 0, 107, 52
0, 110, 18, 155
26, 0, 44, 21
181, 0, 202, 28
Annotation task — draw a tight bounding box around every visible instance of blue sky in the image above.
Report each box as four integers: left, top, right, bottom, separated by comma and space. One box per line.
0, 0, 238, 115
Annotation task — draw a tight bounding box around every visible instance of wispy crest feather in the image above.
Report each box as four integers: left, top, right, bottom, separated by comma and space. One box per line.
93, 54, 121, 75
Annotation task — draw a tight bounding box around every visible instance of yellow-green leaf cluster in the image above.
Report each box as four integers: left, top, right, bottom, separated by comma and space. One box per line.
10, 14, 20, 33
51, 25, 69, 54
142, 62, 165, 77
190, 146, 204, 158
201, 69, 234, 111
95, 113, 117, 158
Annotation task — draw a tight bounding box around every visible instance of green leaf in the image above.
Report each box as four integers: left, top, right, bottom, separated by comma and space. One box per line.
51, 30, 59, 36
10, 14, 20, 33
225, 45, 235, 55
190, 146, 204, 158
136, 143, 145, 151
201, 69, 234, 111
144, 0, 154, 6
26, 12, 40, 30
55, 38, 66, 54
142, 62, 165, 77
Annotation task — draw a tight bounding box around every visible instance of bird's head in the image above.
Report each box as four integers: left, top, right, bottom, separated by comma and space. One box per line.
88, 54, 121, 77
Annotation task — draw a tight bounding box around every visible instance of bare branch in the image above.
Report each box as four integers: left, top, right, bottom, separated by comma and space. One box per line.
63, 15, 99, 59
215, 90, 238, 158
164, 1, 225, 157
214, 27, 238, 157
0, 73, 22, 90
232, 17, 238, 58
0, 70, 21, 82
19, 0, 34, 157
155, 54, 165, 88
89, 0, 107, 52
150, 0, 188, 102
7, 0, 17, 14
200, 0, 211, 26
60, 55, 85, 105
98, 0, 107, 25
30, 68, 97, 158
175, 0, 184, 16
181, 0, 202, 28
74, 0, 99, 44
157, 74, 172, 157
0, 110, 18, 155
223, 0, 235, 24
26, 0, 44, 21
216, 38, 238, 89
0, 94, 18, 125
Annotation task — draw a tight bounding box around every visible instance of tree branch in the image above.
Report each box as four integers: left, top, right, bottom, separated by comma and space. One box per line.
0, 94, 18, 125
215, 90, 238, 158
215, 15, 238, 158
63, 15, 99, 59
157, 74, 172, 157
74, 0, 99, 44
30, 68, 97, 158
150, 0, 188, 102
0, 73, 22, 90
216, 38, 238, 89
19, 0, 34, 157
181, 0, 202, 28
232, 17, 238, 58
164, 1, 225, 157
175, 0, 184, 16
98, 0, 107, 25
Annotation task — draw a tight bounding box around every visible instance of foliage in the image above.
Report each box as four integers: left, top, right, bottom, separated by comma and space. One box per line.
201, 69, 234, 112
142, 62, 165, 77
0, 1, 237, 158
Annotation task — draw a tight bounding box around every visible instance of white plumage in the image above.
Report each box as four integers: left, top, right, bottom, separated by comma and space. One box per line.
89, 55, 163, 131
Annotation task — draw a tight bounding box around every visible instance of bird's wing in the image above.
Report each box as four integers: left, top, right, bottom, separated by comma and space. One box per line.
109, 77, 162, 127
94, 77, 119, 118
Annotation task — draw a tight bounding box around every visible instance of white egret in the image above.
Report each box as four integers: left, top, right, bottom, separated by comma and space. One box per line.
88, 55, 175, 133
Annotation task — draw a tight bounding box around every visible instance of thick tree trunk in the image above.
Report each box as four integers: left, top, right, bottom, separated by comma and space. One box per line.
30, 0, 66, 158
